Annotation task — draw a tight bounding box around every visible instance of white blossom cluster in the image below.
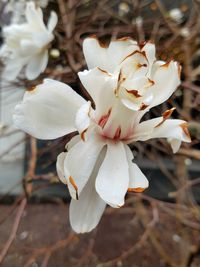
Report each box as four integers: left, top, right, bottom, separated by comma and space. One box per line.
0, 1, 56, 80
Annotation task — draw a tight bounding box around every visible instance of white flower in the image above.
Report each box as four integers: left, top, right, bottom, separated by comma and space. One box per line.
0, 1, 57, 80
13, 37, 191, 233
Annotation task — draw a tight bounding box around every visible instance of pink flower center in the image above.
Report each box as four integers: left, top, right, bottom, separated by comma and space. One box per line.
97, 110, 133, 141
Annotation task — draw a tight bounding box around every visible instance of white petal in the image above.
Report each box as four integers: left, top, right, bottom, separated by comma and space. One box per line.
78, 68, 112, 100
119, 77, 154, 111
20, 40, 39, 57
78, 68, 117, 114
102, 99, 143, 140
25, 50, 48, 80
130, 118, 191, 152
122, 76, 149, 91
69, 169, 106, 233
124, 144, 134, 160
33, 31, 54, 47
25, 2, 46, 31
2, 58, 25, 81
128, 163, 149, 191
142, 42, 156, 68
121, 98, 141, 111
83, 37, 138, 72
168, 138, 182, 153
64, 136, 105, 199
2, 24, 31, 48
47, 11, 58, 32
95, 142, 129, 208
75, 101, 91, 140
120, 50, 148, 78
65, 135, 80, 151
13, 79, 85, 139
125, 145, 148, 191
150, 61, 180, 108
56, 152, 67, 184
0, 44, 7, 57
83, 38, 107, 70
146, 119, 190, 141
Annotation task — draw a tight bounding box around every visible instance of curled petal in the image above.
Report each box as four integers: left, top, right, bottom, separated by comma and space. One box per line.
141, 42, 156, 70
119, 76, 154, 111
56, 152, 67, 184
75, 101, 92, 141
150, 61, 180, 108
13, 79, 85, 139
120, 50, 148, 78
130, 118, 191, 153
78, 68, 117, 118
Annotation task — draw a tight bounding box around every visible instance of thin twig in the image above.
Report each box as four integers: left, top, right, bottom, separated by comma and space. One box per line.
0, 198, 27, 264
22, 233, 75, 267
23, 136, 37, 196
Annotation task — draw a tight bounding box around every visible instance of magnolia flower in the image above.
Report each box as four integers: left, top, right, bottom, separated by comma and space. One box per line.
0, 1, 57, 80
13, 37, 191, 233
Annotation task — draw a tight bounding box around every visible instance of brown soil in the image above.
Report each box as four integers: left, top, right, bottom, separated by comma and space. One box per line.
0, 203, 199, 267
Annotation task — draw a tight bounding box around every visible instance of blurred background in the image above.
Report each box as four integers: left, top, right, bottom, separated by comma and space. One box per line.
0, 0, 200, 266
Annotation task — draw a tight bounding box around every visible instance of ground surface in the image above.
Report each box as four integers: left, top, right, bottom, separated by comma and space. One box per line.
0, 203, 199, 267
